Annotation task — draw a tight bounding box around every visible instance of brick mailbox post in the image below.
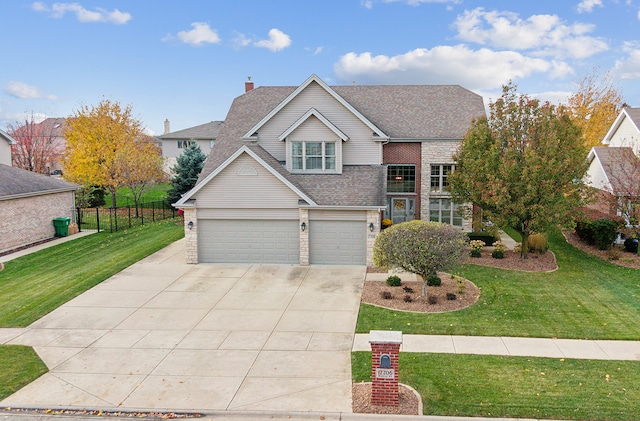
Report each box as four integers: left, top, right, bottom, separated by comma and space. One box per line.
370, 330, 402, 406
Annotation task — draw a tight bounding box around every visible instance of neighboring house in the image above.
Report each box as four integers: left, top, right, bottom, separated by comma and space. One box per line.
0, 129, 16, 166
0, 164, 79, 253
586, 107, 640, 224
157, 119, 223, 173
174, 74, 485, 266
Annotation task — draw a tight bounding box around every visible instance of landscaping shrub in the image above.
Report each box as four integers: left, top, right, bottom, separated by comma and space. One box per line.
514, 242, 522, 254
426, 273, 442, 286
402, 286, 414, 293
624, 237, 639, 253
576, 218, 621, 250
469, 239, 484, 258
446, 293, 457, 300
466, 232, 498, 245
381, 218, 393, 229
403, 295, 413, 303
491, 250, 505, 259
428, 295, 438, 305
528, 233, 548, 254
380, 291, 392, 300
492, 240, 507, 258
386, 275, 402, 287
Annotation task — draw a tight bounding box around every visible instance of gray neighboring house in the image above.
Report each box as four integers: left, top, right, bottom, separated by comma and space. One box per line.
0, 164, 79, 253
157, 120, 223, 174
0, 129, 16, 166
174, 74, 484, 266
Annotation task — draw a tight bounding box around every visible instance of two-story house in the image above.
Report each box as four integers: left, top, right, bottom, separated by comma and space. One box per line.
0, 129, 16, 166
174, 75, 485, 266
157, 119, 223, 174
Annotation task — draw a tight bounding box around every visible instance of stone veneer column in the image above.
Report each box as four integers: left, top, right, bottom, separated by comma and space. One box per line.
420, 141, 473, 232
370, 330, 403, 406
299, 208, 309, 266
366, 210, 380, 267
183, 208, 198, 264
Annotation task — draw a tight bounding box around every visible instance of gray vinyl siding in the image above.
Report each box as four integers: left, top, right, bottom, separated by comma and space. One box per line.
608, 116, 640, 147
161, 139, 212, 159
194, 152, 301, 208
197, 208, 299, 219
256, 81, 382, 165
308, 210, 367, 221
0, 141, 11, 166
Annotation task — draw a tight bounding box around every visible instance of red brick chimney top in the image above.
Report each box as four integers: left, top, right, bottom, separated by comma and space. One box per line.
245, 76, 254, 93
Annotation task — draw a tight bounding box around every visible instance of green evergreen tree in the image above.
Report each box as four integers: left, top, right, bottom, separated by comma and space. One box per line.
166, 142, 207, 205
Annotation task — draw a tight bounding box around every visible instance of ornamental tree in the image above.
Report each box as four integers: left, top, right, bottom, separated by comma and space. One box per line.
166, 142, 207, 205
8, 114, 64, 174
63, 100, 151, 208
373, 220, 466, 297
449, 83, 590, 258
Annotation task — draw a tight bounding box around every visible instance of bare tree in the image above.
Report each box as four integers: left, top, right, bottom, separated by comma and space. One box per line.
8, 114, 65, 174
605, 147, 640, 232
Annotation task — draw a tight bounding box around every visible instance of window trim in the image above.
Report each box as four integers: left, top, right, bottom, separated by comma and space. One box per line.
387, 164, 416, 193
290, 140, 337, 173
430, 164, 455, 194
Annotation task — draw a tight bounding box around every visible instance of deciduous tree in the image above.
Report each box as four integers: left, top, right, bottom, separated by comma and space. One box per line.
567, 68, 624, 149
373, 220, 466, 297
449, 83, 590, 258
166, 142, 207, 205
7, 114, 64, 174
63, 100, 152, 208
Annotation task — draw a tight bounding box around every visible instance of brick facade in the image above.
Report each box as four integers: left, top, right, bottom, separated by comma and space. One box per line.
370, 331, 402, 406
183, 208, 198, 263
383, 142, 421, 220
0, 191, 75, 253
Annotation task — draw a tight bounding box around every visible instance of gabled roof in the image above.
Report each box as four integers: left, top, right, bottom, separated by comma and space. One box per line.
278, 108, 349, 141
589, 146, 640, 195
175, 145, 317, 206
0, 164, 79, 200
158, 121, 223, 140
243, 74, 388, 140
0, 129, 17, 145
603, 107, 640, 145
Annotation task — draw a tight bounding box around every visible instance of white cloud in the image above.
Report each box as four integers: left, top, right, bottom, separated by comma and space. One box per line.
32, 2, 131, 24
333, 45, 561, 90
613, 41, 640, 80
361, 0, 460, 8
173, 22, 220, 46
4, 81, 57, 100
254, 28, 291, 52
305, 46, 324, 56
453, 8, 608, 59
232, 32, 252, 49
577, 0, 603, 13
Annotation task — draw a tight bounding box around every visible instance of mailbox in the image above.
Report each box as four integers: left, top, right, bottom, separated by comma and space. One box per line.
380, 353, 391, 368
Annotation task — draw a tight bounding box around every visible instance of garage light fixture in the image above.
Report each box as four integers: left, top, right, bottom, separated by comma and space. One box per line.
301, 222, 307, 231
187, 221, 194, 230
369, 222, 375, 232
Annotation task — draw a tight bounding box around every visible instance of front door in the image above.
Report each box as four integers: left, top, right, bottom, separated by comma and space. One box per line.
388, 197, 415, 224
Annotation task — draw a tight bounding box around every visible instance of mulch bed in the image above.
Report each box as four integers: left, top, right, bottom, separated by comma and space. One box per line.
352, 383, 421, 415
564, 231, 640, 269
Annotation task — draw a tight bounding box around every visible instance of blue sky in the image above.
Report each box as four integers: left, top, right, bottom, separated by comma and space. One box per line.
2, 0, 639, 135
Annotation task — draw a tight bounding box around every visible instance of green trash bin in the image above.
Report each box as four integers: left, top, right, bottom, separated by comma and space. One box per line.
53, 217, 71, 237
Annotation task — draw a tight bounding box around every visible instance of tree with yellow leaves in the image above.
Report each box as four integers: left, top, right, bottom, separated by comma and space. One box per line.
566, 68, 625, 149
63, 100, 163, 209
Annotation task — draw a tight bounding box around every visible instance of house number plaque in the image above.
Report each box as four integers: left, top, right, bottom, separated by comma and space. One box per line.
375, 368, 395, 379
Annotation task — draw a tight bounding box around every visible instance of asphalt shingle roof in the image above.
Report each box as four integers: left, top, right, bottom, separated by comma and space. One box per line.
158, 121, 224, 140
197, 81, 484, 208
592, 146, 640, 195
0, 164, 79, 200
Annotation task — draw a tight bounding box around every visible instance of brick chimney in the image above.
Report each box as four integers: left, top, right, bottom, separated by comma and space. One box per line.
164, 119, 170, 134
245, 77, 254, 93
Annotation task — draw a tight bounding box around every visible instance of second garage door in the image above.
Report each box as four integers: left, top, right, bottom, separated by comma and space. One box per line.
309, 220, 366, 265
198, 219, 299, 264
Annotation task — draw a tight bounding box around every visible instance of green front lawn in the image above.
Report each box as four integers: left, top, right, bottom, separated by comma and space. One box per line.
0, 219, 184, 327
105, 183, 170, 208
357, 230, 640, 340
0, 346, 48, 400
353, 352, 640, 421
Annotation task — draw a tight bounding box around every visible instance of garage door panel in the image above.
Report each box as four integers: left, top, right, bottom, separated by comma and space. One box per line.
309, 220, 366, 265
199, 219, 299, 264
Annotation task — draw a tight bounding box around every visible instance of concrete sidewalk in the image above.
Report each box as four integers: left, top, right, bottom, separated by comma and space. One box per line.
353, 334, 640, 360
0, 230, 96, 262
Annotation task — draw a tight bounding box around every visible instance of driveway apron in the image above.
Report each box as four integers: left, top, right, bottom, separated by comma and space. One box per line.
1, 239, 366, 413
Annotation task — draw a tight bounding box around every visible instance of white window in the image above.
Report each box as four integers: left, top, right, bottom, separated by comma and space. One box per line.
178, 140, 194, 149
431, 164, 454, 193
291, 141, 336, 172
429, 198, 463, 227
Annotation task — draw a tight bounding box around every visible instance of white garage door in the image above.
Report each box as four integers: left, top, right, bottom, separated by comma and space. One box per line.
198, 219, 299, 264
309, 220, 366, 265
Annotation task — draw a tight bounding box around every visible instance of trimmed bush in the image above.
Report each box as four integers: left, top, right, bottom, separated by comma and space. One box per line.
576, 218, 621, 250
491, 250, 505, 259
380, 291, 392, 300
446, 293, 457, 300
466, 232, 498, 245
426, 274, 442, 286
386, 275, 402, 287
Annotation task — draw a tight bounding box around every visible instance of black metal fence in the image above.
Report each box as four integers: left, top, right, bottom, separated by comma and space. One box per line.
76, 200, 178, 233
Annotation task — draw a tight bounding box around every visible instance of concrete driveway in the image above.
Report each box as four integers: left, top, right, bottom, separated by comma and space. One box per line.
1, 239, 366, 413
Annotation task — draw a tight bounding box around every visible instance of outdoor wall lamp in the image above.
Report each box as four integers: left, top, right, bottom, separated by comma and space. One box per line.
187, 221, 194, 230
301, 222, 307, 231
369, 222, 375, 232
